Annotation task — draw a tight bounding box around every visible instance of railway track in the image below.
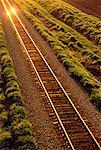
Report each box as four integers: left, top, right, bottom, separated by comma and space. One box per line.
2, 0, 101, 149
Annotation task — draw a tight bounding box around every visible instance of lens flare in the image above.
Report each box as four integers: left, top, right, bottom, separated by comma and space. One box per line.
11, 8, 16, 14
7, 11, 10, 17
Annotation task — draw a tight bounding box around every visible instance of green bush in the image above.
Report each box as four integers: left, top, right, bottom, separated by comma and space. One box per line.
0, 47, 8, 56
0, 76, 4, 89
9, 104, 27, 124
11, 120, 36, 149
6, 91, 22, 105
0, 38, 7, 48
11, 119, 32, 136
15, 135, 36, 150
0, 111, 9, 127
1, 54, 12, 66
6, 80, 21, 89
16, 143, 36, 150
0, 104, 4, 113
12, 119, 32, 131
81, 75, 100, 91
90, 88, 101, 109
5, 85, 20, 96
2, 67, 17, 81
2, 61, 13, 70
0, 129, 12, 149
0, 92, 6, 104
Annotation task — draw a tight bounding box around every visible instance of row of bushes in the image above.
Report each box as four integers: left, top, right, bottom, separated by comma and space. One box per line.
0, 17, 36, 149
15, 0, 101, 79
0, 66, 12, 149
16, 0, 101, 56
8, 5, 101, 110
34, 0, 101, 46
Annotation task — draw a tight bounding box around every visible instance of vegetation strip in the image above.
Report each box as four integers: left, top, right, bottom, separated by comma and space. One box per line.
34, 0, 101, 46
15, 0, 101, 110
0, 17, 36, 149
18, 0, 101, 80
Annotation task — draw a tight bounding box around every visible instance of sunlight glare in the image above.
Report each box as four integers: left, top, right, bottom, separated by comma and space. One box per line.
11, 8, 16, 14
7, 11, 10, 17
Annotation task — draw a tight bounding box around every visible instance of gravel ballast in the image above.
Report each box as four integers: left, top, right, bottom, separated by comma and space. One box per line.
1, 2, 101, 149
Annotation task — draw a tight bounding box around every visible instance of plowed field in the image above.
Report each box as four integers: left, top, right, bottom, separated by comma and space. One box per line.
63, 0, 101, 18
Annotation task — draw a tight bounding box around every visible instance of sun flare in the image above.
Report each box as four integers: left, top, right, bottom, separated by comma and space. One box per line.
7, 11, 10, 17
11, 7, 16, 14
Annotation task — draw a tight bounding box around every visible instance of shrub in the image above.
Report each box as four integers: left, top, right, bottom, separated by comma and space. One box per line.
15, 135, 36, 150
11, 120, 36, 149
0, 129, 12, 149
0, 92, 6, 104
6, 91, 22, 105
1, 54, 12, 66
0, 77, 4, 89
2, 67, 17, 81
90, 88, 101, 110
0, 111, 9, 127
11, 119, 32, 136
0, 38, 7, 48
9, 104, 27, 124
0, 47, 8, 56
0, 104, 4, 113
11, 119, 32, 131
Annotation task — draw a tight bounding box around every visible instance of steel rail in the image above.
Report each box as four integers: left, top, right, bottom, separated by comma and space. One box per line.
2, 0, 101, 149
2, 0, 75, 149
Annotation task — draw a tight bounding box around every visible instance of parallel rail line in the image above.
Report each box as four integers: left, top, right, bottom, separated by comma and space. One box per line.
2, 0, 101, 149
